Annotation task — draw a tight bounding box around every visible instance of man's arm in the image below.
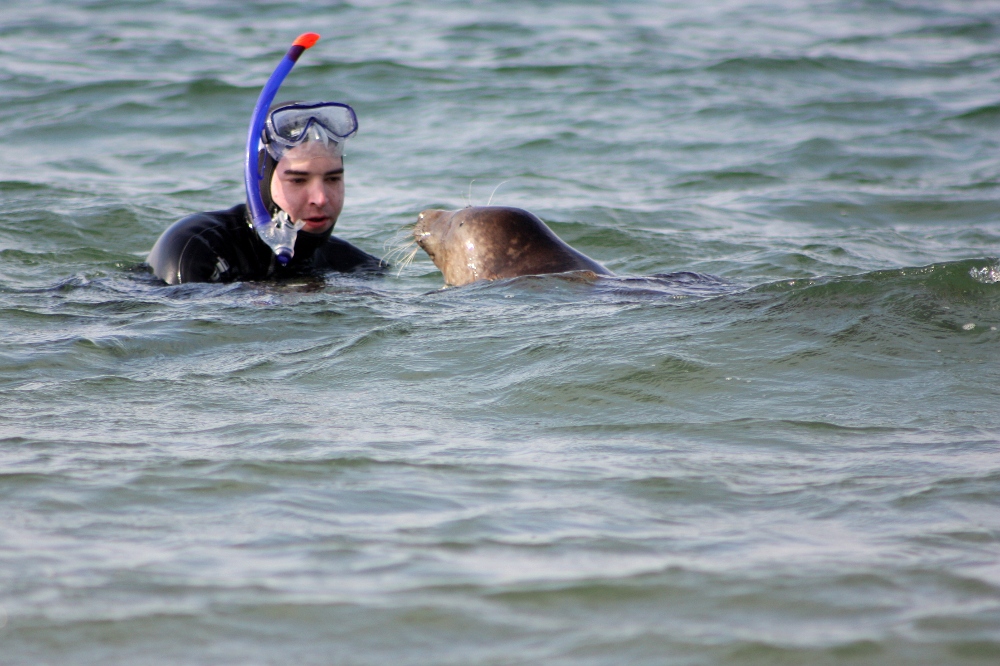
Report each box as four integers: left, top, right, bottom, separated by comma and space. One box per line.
147, 213, 238, 284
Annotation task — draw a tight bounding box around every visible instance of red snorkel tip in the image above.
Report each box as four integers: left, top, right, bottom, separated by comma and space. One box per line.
293, 33, 321, 49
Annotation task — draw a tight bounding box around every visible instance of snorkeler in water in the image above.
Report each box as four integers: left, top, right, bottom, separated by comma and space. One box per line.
148, 34, 383, 284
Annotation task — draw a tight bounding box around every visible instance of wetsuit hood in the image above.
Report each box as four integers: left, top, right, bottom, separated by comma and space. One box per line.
255, 147, 281, 215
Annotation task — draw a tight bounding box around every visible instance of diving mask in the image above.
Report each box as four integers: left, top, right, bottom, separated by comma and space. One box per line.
262, 102, 358, 160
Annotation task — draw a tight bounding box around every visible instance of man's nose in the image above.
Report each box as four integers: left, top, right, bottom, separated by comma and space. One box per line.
307, 179, 327, 205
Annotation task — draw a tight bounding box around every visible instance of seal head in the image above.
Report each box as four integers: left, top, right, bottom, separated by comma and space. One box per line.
414, 206, 611, 286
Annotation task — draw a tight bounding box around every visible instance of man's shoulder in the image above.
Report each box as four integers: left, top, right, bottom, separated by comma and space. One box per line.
148, 204, 259, 284
164, 204, 248, 237
314, 234, 386, 273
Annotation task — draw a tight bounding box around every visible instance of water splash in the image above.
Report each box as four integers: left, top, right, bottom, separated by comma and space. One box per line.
969, 263, 1000, 284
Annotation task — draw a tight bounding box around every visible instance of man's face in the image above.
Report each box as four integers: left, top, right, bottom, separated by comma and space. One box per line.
269, 144, 345, 235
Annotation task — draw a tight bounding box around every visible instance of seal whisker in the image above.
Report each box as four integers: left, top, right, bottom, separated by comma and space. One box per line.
487, 180, 510, 206
393, 244, 421, 276
381, 239, 417, 265
466, 179, 476, 208
381, 225, 421, 267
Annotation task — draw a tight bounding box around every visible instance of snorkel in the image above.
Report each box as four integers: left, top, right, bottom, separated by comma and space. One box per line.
244, 32, 320, 265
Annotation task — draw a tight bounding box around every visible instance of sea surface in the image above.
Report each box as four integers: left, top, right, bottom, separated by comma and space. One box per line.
2, 1, 1000, 664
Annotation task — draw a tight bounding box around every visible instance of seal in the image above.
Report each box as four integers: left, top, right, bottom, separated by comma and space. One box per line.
414, 206, 612, 286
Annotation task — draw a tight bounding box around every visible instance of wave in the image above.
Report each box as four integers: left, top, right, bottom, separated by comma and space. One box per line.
753, 258, 1000, 298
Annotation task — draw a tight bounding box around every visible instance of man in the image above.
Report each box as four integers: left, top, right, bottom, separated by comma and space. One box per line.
148, 101, 383, 284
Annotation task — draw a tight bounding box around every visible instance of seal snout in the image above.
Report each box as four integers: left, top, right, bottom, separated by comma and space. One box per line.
413, 209, 450, 247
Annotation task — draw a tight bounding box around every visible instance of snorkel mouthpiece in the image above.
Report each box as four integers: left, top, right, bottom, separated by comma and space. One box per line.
256, 211, 305, 262
244, 32, 321, 265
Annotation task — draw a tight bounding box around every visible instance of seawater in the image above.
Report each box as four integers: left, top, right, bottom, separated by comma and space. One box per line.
2, 1, 1000, 664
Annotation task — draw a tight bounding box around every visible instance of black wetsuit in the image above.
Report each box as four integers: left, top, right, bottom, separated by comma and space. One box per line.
148, 204, 383, 284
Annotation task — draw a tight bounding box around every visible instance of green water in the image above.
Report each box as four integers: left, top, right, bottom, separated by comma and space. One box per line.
1, 1, 999, 664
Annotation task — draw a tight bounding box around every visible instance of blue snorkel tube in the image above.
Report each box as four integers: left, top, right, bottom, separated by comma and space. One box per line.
244, 32, 321, 265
